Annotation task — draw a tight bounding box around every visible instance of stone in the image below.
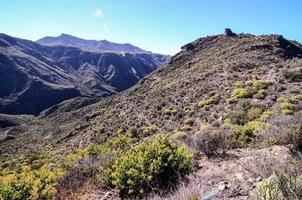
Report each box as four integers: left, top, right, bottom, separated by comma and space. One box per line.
218, 181, 231, 190
225, 28, 236, 37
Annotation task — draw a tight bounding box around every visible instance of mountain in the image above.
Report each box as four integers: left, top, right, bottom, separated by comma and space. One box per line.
0, 33, 169, 115
37, 33, 150, 54
1, 30, 302, 199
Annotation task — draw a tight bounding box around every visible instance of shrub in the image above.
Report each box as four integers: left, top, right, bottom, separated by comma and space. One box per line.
230, 124, 257, 147
192, 127, 229, 157
171, 131, 187, 140
280, 102, 294, 111
181, 125, 192, 131
197, 94, 219, 108
247, 107, 263, 121
106, 135, 192, 197
0, 164, 65, 200
257, 171, 302, 200
143, 125, 158, 136
259, 111, 273, 122
281, 68, 302, 82
183, 106, 194, 115
232, 88, 254, 98
282, 109, 294, 115
227, 110, 246, 125
235, 81, 244, 87
184, 118, 194, 125
164, 108, 177, 115
258, 89, 268, 96
197, 100, 206, 108
253, 80, 273, 90
291, 94, 302, 101
257, 114, 302, 150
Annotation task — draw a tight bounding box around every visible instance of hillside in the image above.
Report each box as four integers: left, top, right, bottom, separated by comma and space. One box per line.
0, 34, 169, 115
1, 30, 302, 199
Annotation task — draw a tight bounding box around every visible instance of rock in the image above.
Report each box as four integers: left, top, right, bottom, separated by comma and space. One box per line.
218, 181, 231, 191
181, 43, 194, 51
224, 28, 236, 37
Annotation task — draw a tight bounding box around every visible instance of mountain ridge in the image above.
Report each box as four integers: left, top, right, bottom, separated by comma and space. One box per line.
0, 33, 169, 115
37, 33, 153, 54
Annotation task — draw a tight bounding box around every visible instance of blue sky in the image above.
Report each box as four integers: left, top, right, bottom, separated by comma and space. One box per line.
1, 0, 301, 55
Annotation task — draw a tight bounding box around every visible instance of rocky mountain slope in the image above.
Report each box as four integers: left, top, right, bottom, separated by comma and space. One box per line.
37, 33, 150, 54
1, 30, 302, 199
0, 34, 169, 115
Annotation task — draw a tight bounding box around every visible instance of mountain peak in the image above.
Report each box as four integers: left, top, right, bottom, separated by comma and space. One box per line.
37, 34, 154, 54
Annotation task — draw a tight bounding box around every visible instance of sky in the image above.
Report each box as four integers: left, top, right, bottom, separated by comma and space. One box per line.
1, 0, 302, 55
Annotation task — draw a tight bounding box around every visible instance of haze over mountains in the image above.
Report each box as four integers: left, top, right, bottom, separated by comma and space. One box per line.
0, 33, 170, 115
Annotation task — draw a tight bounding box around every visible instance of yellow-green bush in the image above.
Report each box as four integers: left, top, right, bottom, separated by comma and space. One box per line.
171, 131, 187, 140
258, 89, 268, 96
106, 135, 192, 197
280, 102, 295, 115
181, 125, 193, 131
232, 88, 254, 98
142, 125, 158, 136
253, 80, 273, 90
291, 94, 302, 100
280, 102, 294, 110
257, 172, 302, 200
184, 118, 194, 125
247, 107, 263, 121
259, 111, 273, 122
197, 94, 219, 108
235, 81, 244, 87
164, 108, 177, 115
230, 122, 260, 147
0, 164, 65, 200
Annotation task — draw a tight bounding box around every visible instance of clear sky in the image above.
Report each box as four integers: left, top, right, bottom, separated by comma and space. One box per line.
1, 0, 301, 55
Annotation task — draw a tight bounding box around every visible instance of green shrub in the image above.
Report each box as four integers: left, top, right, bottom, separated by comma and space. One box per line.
184, 118, 194, 125
197, 100, 206, 108
247, 107, 263, 121
164, 108, 177, 115
171, 131, 187, 140
291, 94, 302, 100
259, 111, 273, 122
181, 125, 193, 131
227, 110, 246, 125
0, 164, 65, 200
230, 124, 257, 147
258, 89, 268, 96
257, 171, 302, 200
282, 109, 294, 115
253, 80, 273, 90
106, 135, 192, 197
280, 102, 294, 111
235, 81, 244, 87
197, 94, 219, 108
281, 68, 302, 82
183, 106, 194, 115
232, 88, 254, 98
142, 125, 157, 136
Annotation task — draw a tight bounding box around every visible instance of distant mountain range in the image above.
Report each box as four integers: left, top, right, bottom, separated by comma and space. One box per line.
0, 33, 170, 115
37, 33, 150, 54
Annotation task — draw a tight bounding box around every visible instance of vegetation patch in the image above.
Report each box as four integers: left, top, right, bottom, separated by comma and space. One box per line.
253, 80, 273, 90
197, 93, 219, 108
232, 88, 254, 98
106, 135, 192, 197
